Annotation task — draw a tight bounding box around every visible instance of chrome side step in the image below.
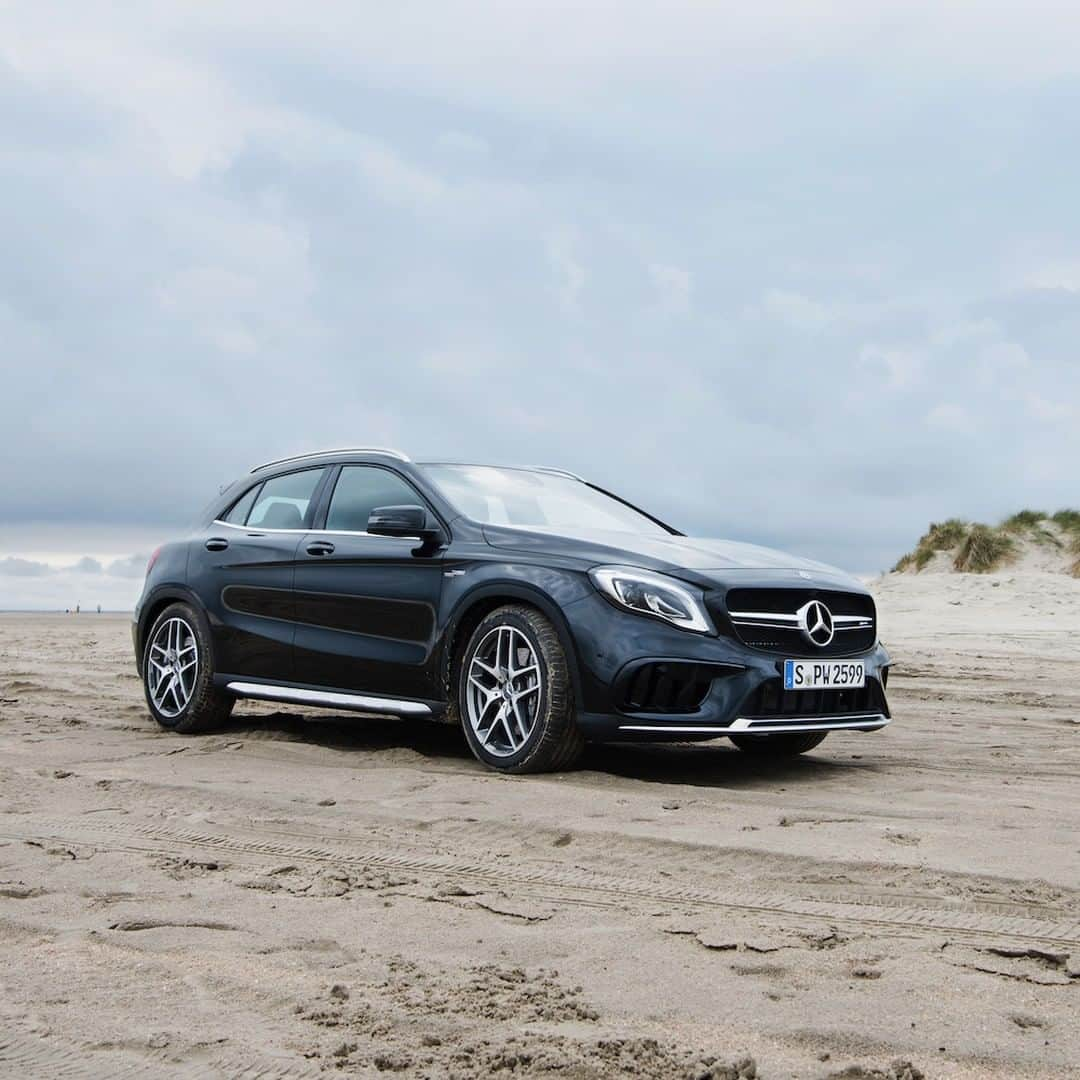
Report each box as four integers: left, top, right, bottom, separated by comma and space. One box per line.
618, 713, 889, 736
225, 681, 432, 718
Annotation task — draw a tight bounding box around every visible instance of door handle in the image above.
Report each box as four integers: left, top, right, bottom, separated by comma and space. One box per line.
306, 541, 335, 556
205, 538, 229, 552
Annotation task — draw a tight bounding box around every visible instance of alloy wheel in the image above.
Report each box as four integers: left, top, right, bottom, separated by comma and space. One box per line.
147, 616, 199, 718
465, 624, 542, 757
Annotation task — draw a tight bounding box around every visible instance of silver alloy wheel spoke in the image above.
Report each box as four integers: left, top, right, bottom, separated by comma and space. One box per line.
465, 624, 542, 758
147, 616, 198, 719
509, 699, 529, 741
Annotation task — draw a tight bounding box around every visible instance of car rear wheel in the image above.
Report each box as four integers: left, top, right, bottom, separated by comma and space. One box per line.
729, 731, 828, 757
458, 605, 584, 773
143, 602, 234, 733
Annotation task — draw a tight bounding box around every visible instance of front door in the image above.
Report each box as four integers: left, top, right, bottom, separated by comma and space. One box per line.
292, 464, 445, 699
191, 466, 328, 682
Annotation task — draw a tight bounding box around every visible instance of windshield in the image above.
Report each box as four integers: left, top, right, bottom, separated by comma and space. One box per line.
420, 465, 673, 536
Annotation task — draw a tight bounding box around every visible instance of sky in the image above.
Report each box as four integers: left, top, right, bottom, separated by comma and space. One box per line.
3, 2, 1080, 609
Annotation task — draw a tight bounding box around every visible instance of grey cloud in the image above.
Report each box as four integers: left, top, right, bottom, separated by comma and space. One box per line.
73, 556, 103, 574
974, 288, 1080, 334
0, 556, 53, 577
106, 554, 149, 579
2, 6, 1080, 582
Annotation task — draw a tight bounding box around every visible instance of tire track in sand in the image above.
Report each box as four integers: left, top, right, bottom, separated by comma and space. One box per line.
0, 1030, 320, 1079
6, 817, 1080, 949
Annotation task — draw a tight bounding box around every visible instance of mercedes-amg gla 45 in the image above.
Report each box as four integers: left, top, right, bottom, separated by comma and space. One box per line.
134, 449, 891, 773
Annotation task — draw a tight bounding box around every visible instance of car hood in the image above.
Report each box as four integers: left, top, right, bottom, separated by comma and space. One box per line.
481, 525, 866, 592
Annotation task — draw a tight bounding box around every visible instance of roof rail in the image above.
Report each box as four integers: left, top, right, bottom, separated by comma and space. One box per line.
250, 447, 410, 473
528, 465, 586, 482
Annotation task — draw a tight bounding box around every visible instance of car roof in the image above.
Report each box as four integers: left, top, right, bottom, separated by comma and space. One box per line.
249, 447, 410, 473
248, 450, 585, 484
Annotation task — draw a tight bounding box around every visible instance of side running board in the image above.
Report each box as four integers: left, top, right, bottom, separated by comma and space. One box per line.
225, 681, 432, 718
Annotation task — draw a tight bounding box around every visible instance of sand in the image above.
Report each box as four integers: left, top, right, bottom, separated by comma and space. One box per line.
1, 572, 1078, 1078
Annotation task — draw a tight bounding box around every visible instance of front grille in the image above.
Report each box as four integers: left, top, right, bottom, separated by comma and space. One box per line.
740, 677, 887, 719
720, 588, 876, 657
619, 661, 725, 714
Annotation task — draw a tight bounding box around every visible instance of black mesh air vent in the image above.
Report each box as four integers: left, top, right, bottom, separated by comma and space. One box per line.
619, 662, 725, 714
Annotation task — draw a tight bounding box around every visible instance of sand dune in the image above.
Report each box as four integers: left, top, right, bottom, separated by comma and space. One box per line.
1, 575, 1078, 1078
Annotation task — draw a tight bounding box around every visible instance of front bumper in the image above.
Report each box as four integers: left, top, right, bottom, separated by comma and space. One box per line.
565, 591, 891, 742
615, 714, 889, 737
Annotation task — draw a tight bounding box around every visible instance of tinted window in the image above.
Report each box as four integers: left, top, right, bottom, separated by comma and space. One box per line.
222, 484, 260, 525
247, 468, 325, 530
326, 466, 424, 532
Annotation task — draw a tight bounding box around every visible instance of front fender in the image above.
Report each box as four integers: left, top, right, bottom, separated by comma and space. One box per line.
437, 561, 592, 709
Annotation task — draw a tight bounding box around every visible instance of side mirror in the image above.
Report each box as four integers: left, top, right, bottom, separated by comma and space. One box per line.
367, 504, 440, 541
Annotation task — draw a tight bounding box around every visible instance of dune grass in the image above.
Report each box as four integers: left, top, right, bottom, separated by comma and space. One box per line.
893, 507, 1080, 575
1050, 511, 1080, 568
1001, 509, 1048, 531
1052, 509, 1080, 532
1000, 509, 1064, 549
1056, 512, 1080, 575
953, 524, 1016, 573
891, 519, 968, 572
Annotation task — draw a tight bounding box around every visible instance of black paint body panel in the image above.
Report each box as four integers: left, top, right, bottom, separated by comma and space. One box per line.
291, 532, 443, 696
192, 530, 302, 681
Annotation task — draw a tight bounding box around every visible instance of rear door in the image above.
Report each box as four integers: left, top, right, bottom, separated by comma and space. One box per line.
292, 464, 445, 699
191, 467, 329, 682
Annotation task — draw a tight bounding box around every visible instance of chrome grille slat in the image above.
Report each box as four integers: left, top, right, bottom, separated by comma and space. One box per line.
721, 588, 876, 658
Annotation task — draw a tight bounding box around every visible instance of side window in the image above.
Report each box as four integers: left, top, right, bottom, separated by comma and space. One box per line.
326, 466, 426, 533
222, 484, 260, 525
247, 468, 326, 530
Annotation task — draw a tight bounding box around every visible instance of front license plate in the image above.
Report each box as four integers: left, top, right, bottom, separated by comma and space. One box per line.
784, 659, 865, 691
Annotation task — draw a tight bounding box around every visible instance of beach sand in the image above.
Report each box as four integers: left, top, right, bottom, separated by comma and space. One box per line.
1, 572, 1078, 1078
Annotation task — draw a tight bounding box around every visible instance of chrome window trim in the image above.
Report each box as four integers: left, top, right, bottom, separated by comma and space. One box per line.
211, 519, 423, 540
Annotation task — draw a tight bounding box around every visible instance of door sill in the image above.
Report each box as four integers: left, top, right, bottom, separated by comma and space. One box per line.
225, 681, 432, 718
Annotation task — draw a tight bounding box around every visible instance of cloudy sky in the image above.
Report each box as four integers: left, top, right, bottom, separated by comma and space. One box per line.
3, 2, 1080, 609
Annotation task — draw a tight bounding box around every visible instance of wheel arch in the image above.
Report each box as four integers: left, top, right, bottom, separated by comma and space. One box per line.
439, 582, 585, 718
136, 585, 205, 675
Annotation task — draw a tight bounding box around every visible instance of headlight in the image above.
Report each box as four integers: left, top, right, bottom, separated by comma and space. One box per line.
588, 566, 714, 634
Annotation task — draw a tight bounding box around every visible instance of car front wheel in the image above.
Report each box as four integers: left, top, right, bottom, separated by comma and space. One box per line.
142, 602, 234, 733
458, 605, 584, 774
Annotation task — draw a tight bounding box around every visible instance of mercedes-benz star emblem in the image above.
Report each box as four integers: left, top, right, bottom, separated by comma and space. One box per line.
798, 600, 835, 647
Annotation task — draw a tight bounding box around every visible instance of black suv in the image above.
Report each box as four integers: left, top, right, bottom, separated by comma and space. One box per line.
134, 449, 891, 773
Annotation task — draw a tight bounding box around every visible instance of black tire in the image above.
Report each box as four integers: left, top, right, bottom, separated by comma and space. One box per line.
457, 605, 584, 774
142, 601, 234, 734
729, 731, 828, 757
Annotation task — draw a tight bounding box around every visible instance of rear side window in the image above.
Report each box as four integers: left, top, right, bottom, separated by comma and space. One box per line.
247, 468, 326, 530
326, 466, 425, 532
222, 485, 259, 525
